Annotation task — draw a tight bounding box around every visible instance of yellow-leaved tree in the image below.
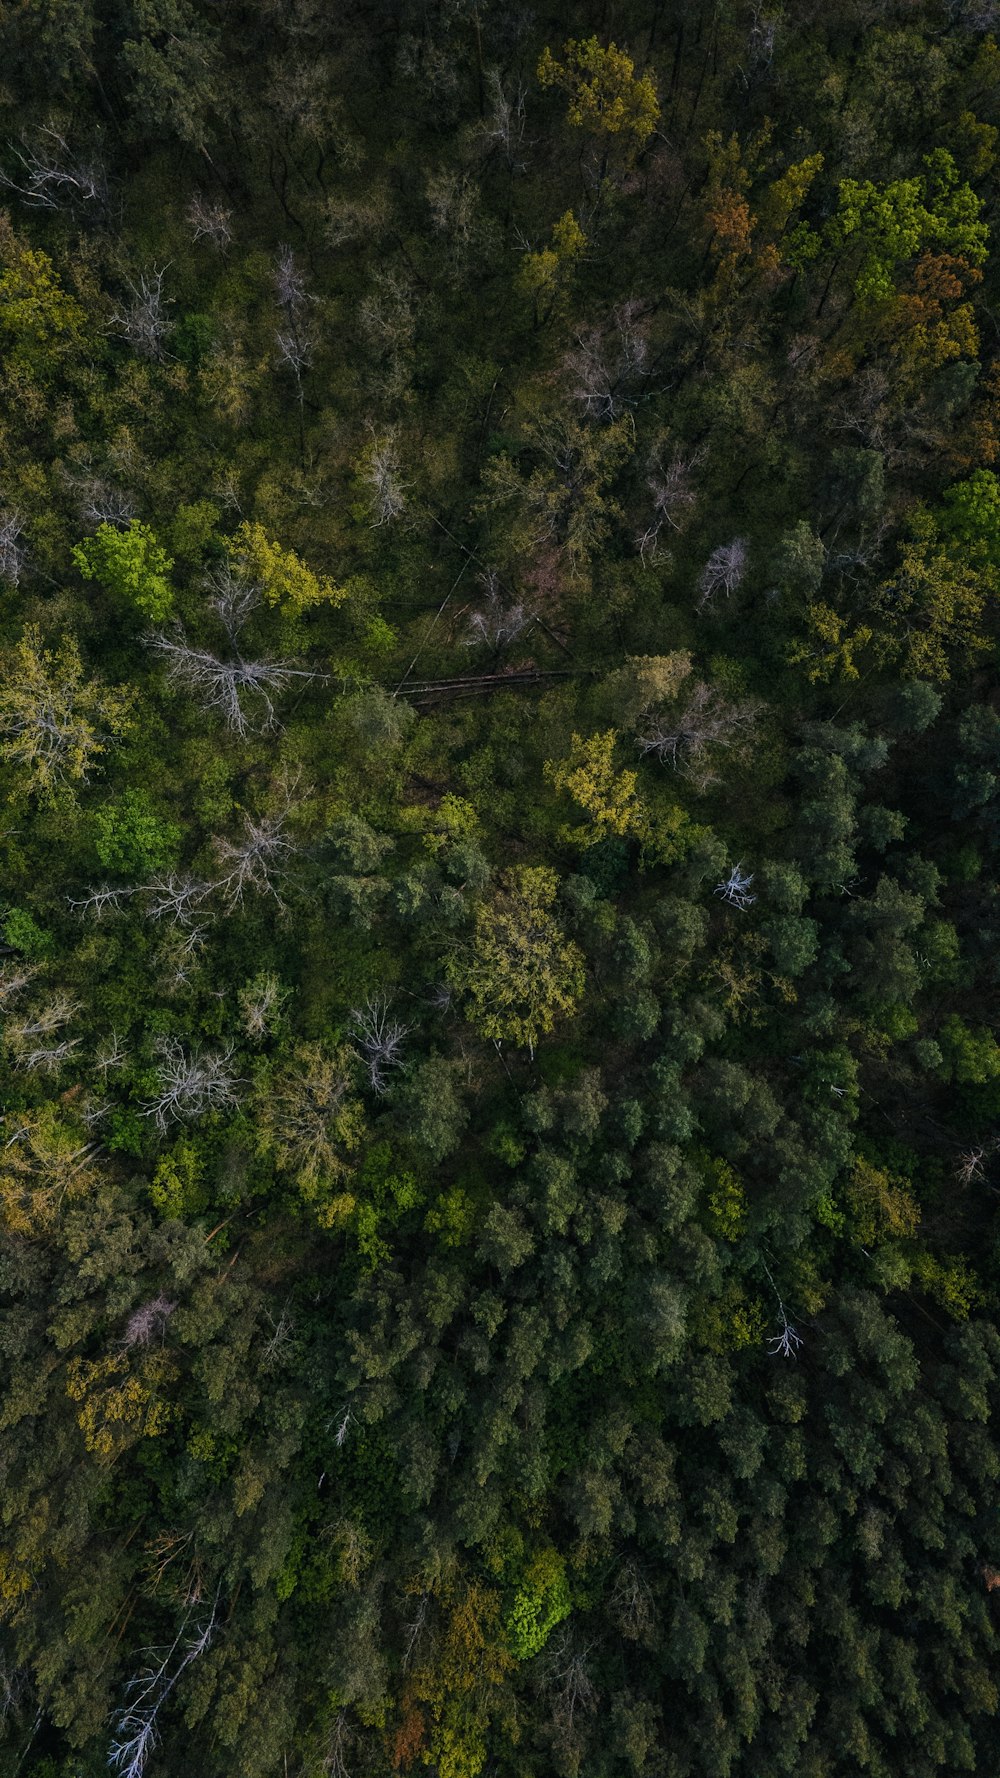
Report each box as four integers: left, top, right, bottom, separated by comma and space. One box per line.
517, 209, 587, 327
545, 728, 694, 863
447, 865, 584, 1054
400, 1581, 515, 1778
66, 1348, 177, 1466
0, 1103, 98, 1234
871, 510, 993, 680
254, 1043, 365, 1226
233, 521, 345, 615
546, 729, 646, 846
538, 38, 659, 151
0, 625, 133, 802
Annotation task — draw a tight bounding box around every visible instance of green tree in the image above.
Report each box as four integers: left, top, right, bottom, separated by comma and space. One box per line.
73, 520, 175, 621
828, 150, 987, 303
255, 1043, 366, 1224
93, 788, 180, 875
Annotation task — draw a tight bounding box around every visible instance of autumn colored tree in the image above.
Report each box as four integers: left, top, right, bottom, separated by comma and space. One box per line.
537, 37, 659, 152
447, 866, 585, 1052
0, 624, 133, 799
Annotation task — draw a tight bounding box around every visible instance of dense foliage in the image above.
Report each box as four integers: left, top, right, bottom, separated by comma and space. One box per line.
2, 3, 1000, 1775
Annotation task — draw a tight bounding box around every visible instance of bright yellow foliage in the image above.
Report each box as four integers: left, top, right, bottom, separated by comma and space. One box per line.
846, 1158, 920, 1246
408, 1583, 515, 1778
793, 603, 874, 683
0, 215, 85, 357
764, 152, 825, 234
546, 729, 646, 845
874, 518, 991, 680
538, 38, 659, 145
66, 1350, 177, 1465
911, 1251, 981, 1320
448, 865, 584, 1052
0, 1104, 98, 1233
233, 520, 345, 615
518, 210, 586, 314
0, 625, 133, 802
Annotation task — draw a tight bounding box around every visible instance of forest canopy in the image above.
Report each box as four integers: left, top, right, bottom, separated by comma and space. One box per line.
2, 3, 1000, 1777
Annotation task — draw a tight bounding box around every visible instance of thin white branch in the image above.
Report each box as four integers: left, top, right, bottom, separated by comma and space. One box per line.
142, 1037, 241, 1131
148, 630, 300, 736
349, 994, 410, 1094
715, 863, 757, 911
697, 537, 748, 608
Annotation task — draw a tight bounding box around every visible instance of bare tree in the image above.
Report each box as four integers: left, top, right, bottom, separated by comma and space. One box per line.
185, 192, 233, 251
275, 243, 310, 315
331, 1404, 354, 1448
144, 874, 211, 927
610, 1558, 656, 1643
956, 1141, 997, 1186
96, 1030, 130, 1075
349, 994, 410, 1093
11, 1036, 81, 1075
829, 366, 892, 454
261, 1300, 296, 1370
157, 926, 206, 995
0, 1654, 30, 1726
122, 1295, 177, 1349
768, 1315, 803, 1359
72, 800, 299, 938
325, 192, 390, 250
762, 1258, 803, 1359
958, 0, 1000, 32
637, 681, 760, 790
0, 511, 26, 586
401, 1592, 431, 1672
358, 270, 416, 401
0, 960, 37, 1008
5, 994, 80, 1049
541, 1624, 597, 1729
109, 1597, 218, 1778
66, 883, 134, 918
744, 4, 778, 76
697, 537, 748, 608
202, 558, 261, 644
69, 473, 135, 529
213, 808, 295, 910
274, 244, 318, 417
322, 1710, 351, 1778
425, 169, 481, 264
364, 433, 407, 525
566, 301, 648, 423
148, 630, 301, 736
479, 67, 529, 170
636, 452, 701, 563
0, 126, 107, 214
109, 268, 172, 360
715, 863, 757, 911
143, 1038, 241, 1131
276, 321, 315, 384
238, 971, 289, 1042
464, 568, 529, 651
